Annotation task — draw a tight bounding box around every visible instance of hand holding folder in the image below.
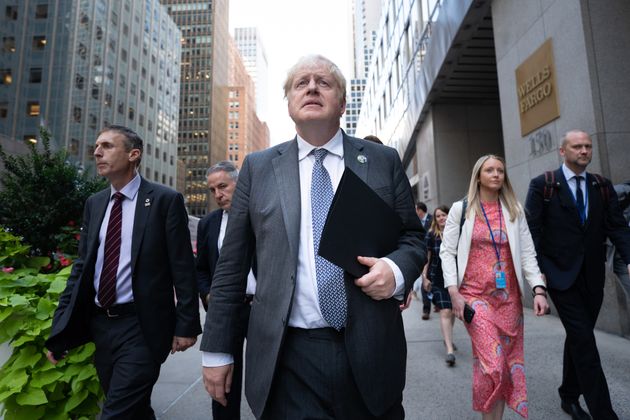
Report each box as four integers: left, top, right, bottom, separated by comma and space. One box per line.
318, 168, 403, 278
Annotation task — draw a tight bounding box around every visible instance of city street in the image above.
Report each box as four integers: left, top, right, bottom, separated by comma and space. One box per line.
152, 300, 630, 419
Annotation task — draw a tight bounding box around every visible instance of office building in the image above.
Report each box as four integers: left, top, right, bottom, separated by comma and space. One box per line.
226, 36, 269, 167
0, 0, 181, 187
355, 0, 630, 336
162, 0, 229, 216
233, 27, 269, 122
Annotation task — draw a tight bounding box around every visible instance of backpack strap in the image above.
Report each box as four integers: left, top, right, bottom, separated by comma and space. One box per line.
591, 173, 610, 206
543, 171, 555, 202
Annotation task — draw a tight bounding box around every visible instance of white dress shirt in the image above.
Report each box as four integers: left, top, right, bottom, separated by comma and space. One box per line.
93, 173, 141, 306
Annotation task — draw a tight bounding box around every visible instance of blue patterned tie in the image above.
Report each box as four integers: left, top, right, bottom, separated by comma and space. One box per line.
311, 148, 347, 330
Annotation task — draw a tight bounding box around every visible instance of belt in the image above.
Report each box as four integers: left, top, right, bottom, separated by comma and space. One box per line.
94, 302, 136, 318
244, 294, 254, 305
287, 327, 345, 341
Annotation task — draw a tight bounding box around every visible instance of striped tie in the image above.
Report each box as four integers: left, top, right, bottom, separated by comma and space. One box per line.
98, 192, 124, 308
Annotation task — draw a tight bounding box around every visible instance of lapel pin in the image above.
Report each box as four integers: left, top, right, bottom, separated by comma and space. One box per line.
357, 154, 367, 164
145, 198, 151, 207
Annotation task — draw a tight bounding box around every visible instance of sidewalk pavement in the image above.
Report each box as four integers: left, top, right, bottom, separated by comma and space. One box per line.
152, 300, 630, 419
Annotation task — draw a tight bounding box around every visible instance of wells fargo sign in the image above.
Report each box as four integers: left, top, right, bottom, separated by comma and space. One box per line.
515, 39, 560, 136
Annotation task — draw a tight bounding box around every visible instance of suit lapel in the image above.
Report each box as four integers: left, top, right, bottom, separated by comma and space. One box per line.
210, 210, 222, 260
343, 134, 368, 183
584, 172, 598, 229
131, 178, 153, 270
85, 190, 110, 259
272, 139, 301, 263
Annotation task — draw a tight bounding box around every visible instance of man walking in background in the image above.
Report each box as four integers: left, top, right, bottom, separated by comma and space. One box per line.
196, 160, 254, 419
415, 201, 433, 319
525, 130, 630, 420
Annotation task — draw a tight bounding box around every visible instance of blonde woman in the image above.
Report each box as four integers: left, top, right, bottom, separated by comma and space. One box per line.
440, 155, 549, 420
421, 205, 457, 366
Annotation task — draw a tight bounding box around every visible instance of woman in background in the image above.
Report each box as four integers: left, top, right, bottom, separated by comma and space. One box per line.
440, 155, 549, 419
421, 205, 457, 366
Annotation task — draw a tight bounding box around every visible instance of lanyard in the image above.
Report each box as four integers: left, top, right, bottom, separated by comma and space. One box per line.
480, 201, 502, 263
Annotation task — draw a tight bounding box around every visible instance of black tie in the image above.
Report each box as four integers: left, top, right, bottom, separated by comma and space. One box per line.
575, 176, 585, 224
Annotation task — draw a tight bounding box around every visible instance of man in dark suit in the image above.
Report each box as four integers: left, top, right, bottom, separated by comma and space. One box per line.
46, 125, 201, 419
525, 130, 630, 420
415, 201, 433, 319
200, 55, 425, 419
197, 160, 254, 419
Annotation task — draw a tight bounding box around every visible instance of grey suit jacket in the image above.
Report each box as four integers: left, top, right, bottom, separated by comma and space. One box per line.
200, 133, 425, 417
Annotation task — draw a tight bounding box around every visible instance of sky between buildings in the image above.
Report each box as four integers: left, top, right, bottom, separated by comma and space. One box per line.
229, 0, 353, 144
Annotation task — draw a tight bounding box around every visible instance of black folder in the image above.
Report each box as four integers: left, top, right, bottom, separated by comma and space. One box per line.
318, 167, 403, 278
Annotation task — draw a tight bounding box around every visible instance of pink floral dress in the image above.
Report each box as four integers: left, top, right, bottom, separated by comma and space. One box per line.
460, 201, 528, 418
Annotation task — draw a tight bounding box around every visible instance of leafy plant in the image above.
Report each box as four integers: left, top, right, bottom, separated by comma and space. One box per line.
0, 126, 106, 257
0, 230, 103, 419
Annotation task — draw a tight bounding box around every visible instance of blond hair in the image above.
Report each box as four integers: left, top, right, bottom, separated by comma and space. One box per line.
465, 155, 522, 222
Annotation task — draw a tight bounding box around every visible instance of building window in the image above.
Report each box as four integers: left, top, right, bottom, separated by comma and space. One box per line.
1, 68, 12, 84
75, 73, 84, 89
119, 74, 125, 88
121, 48, 127, 62
95, 26, 103, 40
93, 54, 101, 66
117, 101, 124, 115
77, 43, 87, 59
32, 36, 47, 50
89, 113, 97, 129
24, 134, 37, 144
128, 107, 134, 120
5, 6, 17, 20
27, 101, 40, 116
0, 102, 8, 118
29, 67, 42, 83
73, 106, 82, 122
104, 93, 112, 107
3, 37, 15, 52
35, 4, 48, 19
70, 138, 80, 156
91, 84, 99, 99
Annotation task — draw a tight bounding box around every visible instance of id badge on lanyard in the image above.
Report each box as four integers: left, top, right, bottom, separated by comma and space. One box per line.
482, 202, 506, 289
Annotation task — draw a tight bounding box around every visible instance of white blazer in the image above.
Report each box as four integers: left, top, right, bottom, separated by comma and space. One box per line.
440, 200, 545, 293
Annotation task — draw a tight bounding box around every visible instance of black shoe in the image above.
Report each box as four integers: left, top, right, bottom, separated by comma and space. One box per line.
445, 353, 455, 367
422, 312, 430, 320
561, 400, 591, 420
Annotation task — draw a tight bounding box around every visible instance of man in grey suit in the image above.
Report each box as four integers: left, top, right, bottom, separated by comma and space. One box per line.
200, 55, 425, 419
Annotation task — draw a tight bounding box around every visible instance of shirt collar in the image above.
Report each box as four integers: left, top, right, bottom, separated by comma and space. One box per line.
110, 173, 141, 201
562, 163, 586, 181
297, 129, 344, 161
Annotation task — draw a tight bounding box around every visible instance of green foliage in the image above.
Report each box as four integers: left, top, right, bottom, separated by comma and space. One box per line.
0, 231, 103, 419
0, 126, 106, 256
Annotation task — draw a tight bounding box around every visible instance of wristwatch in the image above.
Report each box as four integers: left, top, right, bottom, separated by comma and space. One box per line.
532, 285, 547, 298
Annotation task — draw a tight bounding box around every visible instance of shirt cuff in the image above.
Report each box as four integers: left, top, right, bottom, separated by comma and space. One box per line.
381, 257, 404, 300
202, 351, 234, 367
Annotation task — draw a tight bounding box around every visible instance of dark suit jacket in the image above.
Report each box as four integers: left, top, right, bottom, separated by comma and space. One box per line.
422, 213, 433, 232
46, 178, 201, 363
200, 133, 426, 417
525, 168, 630, 290
196, 209, 223, 307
